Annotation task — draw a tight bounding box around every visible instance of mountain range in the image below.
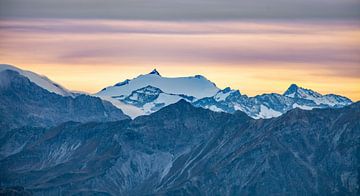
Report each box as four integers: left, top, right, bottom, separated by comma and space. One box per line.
1, 64, 352, 120
0, 64, 358, 195
95, 68, 352, 119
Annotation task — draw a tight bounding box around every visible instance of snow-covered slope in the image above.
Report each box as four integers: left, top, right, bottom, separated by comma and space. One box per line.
0, 64, 73, 97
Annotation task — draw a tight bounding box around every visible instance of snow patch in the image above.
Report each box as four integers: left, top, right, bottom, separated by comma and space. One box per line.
292, 103, 313, 110
206, 105, 224, 112
257, 105, 282, 119
95, 95, 145, 118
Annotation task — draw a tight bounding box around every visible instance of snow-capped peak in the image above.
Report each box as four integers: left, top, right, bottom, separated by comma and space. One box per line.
0, 64, 73, 97
283, 83, 351, 106
283, 84, 322, 99
95, 70, 221, 117
96, 71, 219, 100
149, 69, 161, 76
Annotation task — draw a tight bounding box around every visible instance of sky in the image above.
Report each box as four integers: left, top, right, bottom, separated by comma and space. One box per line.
0, 0, 359, 100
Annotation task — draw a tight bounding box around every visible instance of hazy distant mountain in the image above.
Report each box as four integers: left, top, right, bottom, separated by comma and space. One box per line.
193, 84, 352, 119
1, 100, 358, 195
0, 64, 73, 97
96, 69, 352, 118
0, 69, 129, 133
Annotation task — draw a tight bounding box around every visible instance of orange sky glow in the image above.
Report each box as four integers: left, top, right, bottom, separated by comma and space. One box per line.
0, 19, 359, 100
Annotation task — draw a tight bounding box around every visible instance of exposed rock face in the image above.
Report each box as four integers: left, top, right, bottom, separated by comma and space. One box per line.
0, 100, 359, 195
0, 70, 129, 133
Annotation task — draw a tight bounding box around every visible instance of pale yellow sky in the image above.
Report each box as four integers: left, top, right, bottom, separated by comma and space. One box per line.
1, 19, 359, 100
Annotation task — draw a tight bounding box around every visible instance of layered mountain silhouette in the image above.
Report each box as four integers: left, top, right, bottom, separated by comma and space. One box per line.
0, 100, 359, 195
0, 64, 359, 195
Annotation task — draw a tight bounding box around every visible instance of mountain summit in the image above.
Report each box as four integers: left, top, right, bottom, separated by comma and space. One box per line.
283, 83, 299, 96
149, 68, 161, 76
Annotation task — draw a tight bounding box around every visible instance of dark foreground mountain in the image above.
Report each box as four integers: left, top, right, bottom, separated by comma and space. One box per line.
0, 70, 129, 134
0, 100, 359, 195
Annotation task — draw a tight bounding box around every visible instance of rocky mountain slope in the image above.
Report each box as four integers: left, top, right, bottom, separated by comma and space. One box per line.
1, 100, 358, 195
0, 70, 129, 133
